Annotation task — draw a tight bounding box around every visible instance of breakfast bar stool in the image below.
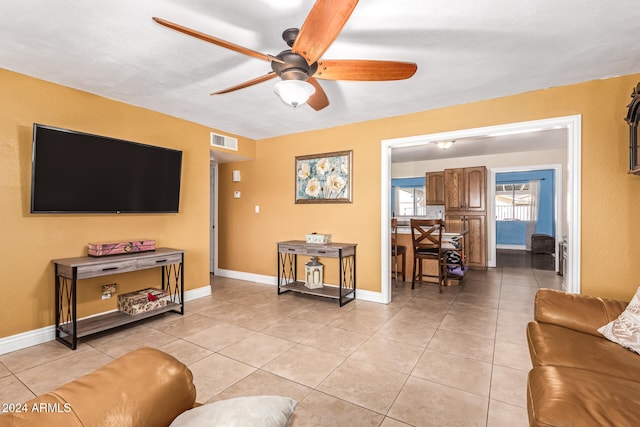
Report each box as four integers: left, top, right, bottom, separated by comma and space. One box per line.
410, 218, 447, 293
391, 218, 407, 283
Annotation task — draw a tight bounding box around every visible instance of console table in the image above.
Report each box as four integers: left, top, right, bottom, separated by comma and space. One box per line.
277, 240, 356, 306
52, 248, 184, 350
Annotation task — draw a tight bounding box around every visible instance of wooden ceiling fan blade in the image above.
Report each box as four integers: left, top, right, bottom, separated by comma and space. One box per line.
152, 17, 283, 64
292, 0, 359, 65
210, 72, 277, 95
314, 59, 417, 81
306, 77, 329, 111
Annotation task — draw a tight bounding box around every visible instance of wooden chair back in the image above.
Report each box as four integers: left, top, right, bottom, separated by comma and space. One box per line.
410, 219, 444, 255
391, 217, 399, 248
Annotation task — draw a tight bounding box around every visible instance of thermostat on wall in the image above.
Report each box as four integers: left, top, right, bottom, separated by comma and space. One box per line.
234, 191, 241, 198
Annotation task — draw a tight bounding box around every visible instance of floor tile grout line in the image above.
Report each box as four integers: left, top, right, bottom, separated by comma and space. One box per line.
2, 259, 559, 425
484, 270, 505, 427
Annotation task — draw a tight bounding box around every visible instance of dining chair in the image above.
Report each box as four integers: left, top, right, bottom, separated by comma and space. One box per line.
391, 218, 407, 284
410, 218, 447, 293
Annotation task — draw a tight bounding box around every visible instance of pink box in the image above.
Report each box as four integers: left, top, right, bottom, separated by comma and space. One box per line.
88, 239, 156, 257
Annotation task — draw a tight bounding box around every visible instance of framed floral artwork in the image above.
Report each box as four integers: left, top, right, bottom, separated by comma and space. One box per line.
295, 150, 352, 203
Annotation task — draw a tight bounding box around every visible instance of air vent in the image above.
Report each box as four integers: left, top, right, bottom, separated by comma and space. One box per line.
210, 132, 238, 151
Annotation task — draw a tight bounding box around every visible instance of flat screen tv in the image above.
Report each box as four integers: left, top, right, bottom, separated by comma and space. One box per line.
31, 124, 183, 214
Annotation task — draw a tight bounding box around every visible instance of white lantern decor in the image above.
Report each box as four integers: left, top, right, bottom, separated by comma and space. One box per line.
304, 257, 324, 289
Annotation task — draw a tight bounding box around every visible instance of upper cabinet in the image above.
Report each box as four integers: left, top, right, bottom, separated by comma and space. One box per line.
425, 171, 445, 205
465, 166, 487, 211
444, 168, 464, 211
444, 166, 486, 212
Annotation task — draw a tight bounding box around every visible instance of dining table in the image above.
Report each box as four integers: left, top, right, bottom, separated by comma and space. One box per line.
394, 226, 469, 284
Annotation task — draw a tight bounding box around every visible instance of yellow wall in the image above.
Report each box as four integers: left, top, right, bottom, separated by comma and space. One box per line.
219, 73, 640, 301
4, 67, 640, 340
0, 69, 254, 338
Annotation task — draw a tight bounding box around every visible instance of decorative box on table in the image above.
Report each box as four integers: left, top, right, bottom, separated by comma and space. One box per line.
88, 239, 156, 257
305, 233, 332, 244
117, 288, 169, 315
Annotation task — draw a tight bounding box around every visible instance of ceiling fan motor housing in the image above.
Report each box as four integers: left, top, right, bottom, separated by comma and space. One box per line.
271, 50, 318, 81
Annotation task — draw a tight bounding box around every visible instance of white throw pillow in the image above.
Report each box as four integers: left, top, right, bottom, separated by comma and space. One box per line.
598, 287, 640, 355
170, 395, 297, 427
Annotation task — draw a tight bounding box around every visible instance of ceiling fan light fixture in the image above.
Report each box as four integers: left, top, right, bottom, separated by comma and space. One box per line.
274, 79, 316, 108
435, 140, 455, 150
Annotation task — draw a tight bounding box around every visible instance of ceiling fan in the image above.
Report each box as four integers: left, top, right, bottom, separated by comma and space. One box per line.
152, 0, 417, 110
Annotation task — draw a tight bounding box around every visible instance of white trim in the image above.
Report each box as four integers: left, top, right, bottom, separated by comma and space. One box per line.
566, 117, 582, 294
0, 325, 56, 357
185, 284, 213, 301
0, 285, 212, 355
210, 162, 219, 274
381, 115, 582, 300
216, 268, 278, 285
381, 144, 393, 304
354, 289, 386, 304
496, 244, 527, 250
216, 269, 384, 303
489, 163, 563, 270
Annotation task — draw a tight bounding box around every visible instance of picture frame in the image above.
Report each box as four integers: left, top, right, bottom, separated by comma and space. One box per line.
295, 150, 353, 204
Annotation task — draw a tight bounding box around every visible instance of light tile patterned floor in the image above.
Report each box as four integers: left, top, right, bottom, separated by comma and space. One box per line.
0, 260, 562, 426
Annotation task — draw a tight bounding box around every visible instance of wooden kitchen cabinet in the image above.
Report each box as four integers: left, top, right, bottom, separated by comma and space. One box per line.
444, 166, 487, 269
444, 168, 465, 211
444, 167, 486, 212
425, 171, 445, 205
445, 214, 487, 269
464, 215, 486, 269
465, 167, 486, 211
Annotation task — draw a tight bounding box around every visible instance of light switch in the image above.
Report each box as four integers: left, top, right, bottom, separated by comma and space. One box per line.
255, 205, 260, 213
234, 191, 241, 198
232, 170, 241, 182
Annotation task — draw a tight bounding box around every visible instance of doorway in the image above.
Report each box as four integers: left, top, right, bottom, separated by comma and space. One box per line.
489, 164, 563, 272
380, 115, 582, 303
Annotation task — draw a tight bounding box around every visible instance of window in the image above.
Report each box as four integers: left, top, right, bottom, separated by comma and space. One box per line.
495, 183, 533, 220
395, 186, 426, 216
391, 177, 430, 218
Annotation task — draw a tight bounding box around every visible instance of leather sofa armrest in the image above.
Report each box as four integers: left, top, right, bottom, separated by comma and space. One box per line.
534, 288, 628, 336
0, 347, 196, 427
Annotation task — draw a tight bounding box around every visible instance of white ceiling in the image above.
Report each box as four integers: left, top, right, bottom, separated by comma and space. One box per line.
2, 0, 640, 141
391, 128, 568, 163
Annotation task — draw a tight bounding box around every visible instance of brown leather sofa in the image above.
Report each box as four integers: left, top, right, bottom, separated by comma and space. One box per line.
0, 347, 196, 427
526, 289, 640, 426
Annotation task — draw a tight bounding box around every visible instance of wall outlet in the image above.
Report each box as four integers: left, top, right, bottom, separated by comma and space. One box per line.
101, 283, 116, 299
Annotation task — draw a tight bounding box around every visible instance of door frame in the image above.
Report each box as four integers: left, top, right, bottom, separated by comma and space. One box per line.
489, 164, 563, 271
380, 115, 582, 303
210, 162, 219, 274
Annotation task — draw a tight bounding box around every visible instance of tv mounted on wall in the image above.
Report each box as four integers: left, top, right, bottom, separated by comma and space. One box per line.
30, 124, 183, 214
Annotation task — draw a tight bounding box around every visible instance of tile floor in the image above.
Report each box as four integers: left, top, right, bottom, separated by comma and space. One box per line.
0, 257, 562, 426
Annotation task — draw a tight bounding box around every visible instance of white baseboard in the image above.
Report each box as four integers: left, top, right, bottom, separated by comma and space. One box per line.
0, 325, 56, 357
354, 288, 386, 303
496, 244, 527, 250
0, 285, 212, 356
215, 268, 384, 304
216, 268, 278, 285
184, 284, 212, 300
